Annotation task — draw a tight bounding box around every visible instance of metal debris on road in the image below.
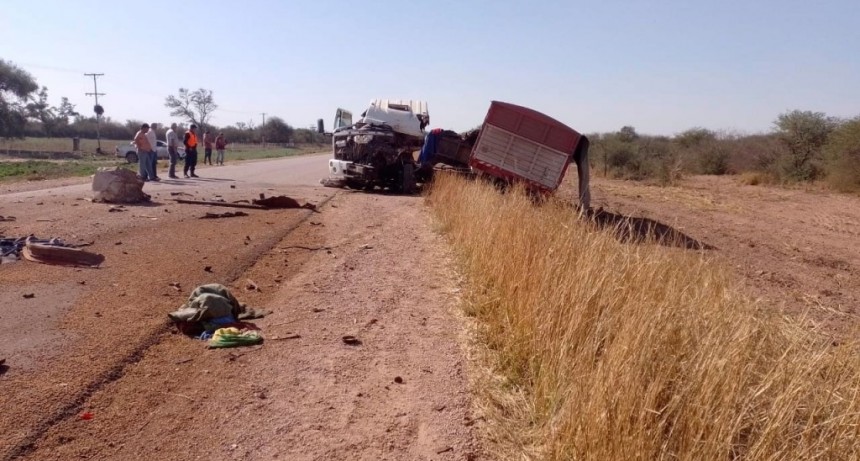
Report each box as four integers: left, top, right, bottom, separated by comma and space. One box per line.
1, 236, 103, 267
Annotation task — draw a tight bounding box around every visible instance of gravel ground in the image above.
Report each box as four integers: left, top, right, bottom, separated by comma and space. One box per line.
0, 157, 484, 460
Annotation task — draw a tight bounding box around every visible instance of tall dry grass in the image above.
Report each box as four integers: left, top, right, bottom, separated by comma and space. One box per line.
427, 173, 860, 460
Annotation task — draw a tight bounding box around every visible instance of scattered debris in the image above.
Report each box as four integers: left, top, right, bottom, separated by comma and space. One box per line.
270, 334, 301, 340
245, 279, 260, 292
170, 192, 193, 197
108, 206, 126, 213
230, 185, 236, 189
320, 177, 346, 188
0, 215, 16, 222
200, 211, 249, 219
312, 307, 325, 313
436, 446, 453, 454
168, 284, 269, 339
169, 282, 182, 291
203, 266, 213, 273
394, 376, 404, 384
175, 199, 267, 210
80, 412, 94, 421
341, 335, 361, 346
252, 194, 318, 211
23, 242, 105, 267
281, 245, 333, 251
1, 236, 103, 267
207, 327, 263, 349
175, 358, 193, 365
22, 293, 35, 299
360, 244, 374, 250
92, 167, 151, 203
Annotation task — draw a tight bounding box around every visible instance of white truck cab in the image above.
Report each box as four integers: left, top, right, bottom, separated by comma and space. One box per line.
358, 99, 429, 139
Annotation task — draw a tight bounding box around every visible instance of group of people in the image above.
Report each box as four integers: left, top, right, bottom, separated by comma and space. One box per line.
132, 123, 228, 182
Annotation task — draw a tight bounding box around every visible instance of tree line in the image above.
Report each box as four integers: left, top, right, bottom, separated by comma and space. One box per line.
590, 110, 860, 192
0, 59, 325, 145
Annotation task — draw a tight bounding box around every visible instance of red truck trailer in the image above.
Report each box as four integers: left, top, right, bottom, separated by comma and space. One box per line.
469, 101, 590, 207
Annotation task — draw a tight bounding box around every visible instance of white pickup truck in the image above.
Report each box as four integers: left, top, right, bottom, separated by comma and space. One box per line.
115, 141, 185, 164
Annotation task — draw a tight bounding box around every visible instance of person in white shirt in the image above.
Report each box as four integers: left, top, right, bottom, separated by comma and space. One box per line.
145, 122, 160, 181
165, 123, 180, 178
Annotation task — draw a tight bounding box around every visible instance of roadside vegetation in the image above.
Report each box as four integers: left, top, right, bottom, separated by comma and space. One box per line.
428, 173, 860, 460
593, 111, 860, 192
0, 159, 126, 182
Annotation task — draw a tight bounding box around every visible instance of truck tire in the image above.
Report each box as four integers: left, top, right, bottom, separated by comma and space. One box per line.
125, 152, 138, 164
402, 162, 415, 194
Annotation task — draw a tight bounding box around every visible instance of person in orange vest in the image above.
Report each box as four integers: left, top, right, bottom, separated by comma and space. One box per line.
183, 124, 199, 178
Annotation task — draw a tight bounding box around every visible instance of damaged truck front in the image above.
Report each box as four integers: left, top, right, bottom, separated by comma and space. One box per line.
325, 100, 428, 193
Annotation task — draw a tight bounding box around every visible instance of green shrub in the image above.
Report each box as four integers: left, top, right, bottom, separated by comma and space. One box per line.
824, 118, 860, 192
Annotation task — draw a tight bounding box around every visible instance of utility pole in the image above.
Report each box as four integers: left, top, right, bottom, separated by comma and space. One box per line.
84, 73, 105, 154
260, 112, 266, 145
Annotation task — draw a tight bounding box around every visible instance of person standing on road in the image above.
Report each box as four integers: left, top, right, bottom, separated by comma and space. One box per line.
202, 129, 213, 165
215, 132, 227, 165
146, 122, 160, 181
133, 123, 156, 181
165, 123, 180, 179
183, 124, 199, 178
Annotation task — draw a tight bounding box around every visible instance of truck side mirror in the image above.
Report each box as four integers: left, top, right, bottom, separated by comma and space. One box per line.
317, 119, 325, 134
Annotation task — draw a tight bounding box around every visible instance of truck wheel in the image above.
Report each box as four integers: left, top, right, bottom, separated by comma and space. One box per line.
125, 152, 138, 164
402, 162, 415, 194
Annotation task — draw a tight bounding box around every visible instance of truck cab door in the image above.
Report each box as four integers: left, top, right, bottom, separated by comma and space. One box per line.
334, 108, 353, 130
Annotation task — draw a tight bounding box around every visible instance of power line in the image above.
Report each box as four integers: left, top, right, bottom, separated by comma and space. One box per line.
84, 73, 106, 153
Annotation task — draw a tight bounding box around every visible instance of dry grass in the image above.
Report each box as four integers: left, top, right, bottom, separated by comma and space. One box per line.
427, 173, 860, 460
737, 171, 780, 186
0, 137, 127, 154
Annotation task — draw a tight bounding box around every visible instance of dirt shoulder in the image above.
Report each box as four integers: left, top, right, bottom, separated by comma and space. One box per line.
2, 190, 482, 460
577, 175, 860, 336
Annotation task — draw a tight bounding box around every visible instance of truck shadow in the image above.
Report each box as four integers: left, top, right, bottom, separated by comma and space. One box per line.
584, 207, 716, 250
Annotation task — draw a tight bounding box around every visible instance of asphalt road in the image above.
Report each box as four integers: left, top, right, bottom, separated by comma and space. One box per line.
0, 152, 332, 200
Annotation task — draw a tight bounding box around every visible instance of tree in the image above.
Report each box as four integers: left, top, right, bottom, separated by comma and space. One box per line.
824, 117, 860, 192
0, 59, 39, 138
259, 116, 294, 143
618, 125, 639, 143
26, 86, 59, 136
675, 128, 716, 148
56, 97, 79, 121
164, 88, 217, 128
774, 110, 838, 181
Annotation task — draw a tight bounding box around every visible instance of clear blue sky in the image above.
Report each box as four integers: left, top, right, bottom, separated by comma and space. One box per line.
2, 0, 858, 135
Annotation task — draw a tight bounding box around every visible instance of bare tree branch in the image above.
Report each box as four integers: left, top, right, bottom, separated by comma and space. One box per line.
165, 87, 217, 128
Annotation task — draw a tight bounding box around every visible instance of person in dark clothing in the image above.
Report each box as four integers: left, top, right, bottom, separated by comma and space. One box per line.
202, 129, 213, 165
183, 124, 199, 178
